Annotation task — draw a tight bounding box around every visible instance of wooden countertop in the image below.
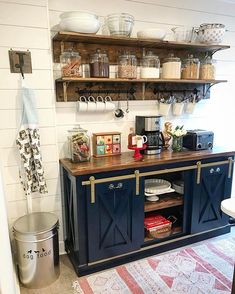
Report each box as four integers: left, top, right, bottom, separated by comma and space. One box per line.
60, 147, 235, 176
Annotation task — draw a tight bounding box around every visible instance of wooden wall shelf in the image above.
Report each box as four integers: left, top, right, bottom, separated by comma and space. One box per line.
53, 32, 230, 52
52, 32, 230, 102
57, 78, 227, 84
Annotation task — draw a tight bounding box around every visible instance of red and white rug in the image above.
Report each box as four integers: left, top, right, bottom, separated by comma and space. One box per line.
72, 235, 235, 293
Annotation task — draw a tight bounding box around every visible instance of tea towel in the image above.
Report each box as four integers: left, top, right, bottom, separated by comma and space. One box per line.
16, 86, 47, 200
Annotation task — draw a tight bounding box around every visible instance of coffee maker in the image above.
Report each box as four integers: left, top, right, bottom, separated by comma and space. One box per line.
135, 116, 165, 154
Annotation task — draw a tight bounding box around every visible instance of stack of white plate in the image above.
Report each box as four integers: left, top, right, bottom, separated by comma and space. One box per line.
144, 179, 175, 201
172, 180, 184, 194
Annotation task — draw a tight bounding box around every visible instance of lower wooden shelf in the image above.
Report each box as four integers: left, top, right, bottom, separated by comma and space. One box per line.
144, 226, 183, 243
144, 193, 183, 212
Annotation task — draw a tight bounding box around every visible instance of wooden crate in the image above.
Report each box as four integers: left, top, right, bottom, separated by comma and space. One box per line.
92, 132, 121, 157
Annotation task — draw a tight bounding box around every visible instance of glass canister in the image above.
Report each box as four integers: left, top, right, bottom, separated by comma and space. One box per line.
199, 56, 216, 79
89, 49, 109, 78
140, 51, 160, 78
181, 54, 200, 79
118, 52, 137, 79
60, 49, 82, 78
162, 53, 181, 79
67, 125, 90, 163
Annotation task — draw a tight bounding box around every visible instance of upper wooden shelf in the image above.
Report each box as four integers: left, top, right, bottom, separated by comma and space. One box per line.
53, 31, 230, 52
56, 77, 227, 84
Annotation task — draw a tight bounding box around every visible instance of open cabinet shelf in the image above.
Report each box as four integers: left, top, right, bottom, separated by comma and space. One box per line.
144, 193, 183, 212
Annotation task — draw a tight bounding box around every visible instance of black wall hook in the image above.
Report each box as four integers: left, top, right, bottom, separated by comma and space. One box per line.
15, 52, 26, 79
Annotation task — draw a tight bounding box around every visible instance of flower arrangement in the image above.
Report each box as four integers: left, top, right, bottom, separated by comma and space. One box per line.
167, 125, 187, 152
167, 125, 187, 138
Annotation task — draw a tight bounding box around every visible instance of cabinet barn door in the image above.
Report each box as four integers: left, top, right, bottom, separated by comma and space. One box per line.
191, 164, 232, 234
86, 177, 144, 263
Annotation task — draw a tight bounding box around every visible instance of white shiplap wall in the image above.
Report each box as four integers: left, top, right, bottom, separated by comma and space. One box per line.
0, 0, 64, 252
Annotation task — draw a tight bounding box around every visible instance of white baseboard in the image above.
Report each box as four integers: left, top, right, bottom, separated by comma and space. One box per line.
59, 240, 66, 255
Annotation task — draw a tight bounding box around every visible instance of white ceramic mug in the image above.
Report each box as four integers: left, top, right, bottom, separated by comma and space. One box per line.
136, 135, 147, 148
87, 96, 97, 112
77, 96, 87, 112
96, 96, 105, 112
104, 96, 115, 111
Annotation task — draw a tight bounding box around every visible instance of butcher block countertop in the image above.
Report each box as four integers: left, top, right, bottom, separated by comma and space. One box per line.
60, 147, 235, 176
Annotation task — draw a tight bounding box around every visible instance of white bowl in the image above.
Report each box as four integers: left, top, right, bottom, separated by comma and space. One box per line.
60, 10, 99, 20
137, 28, 166, 40
59, 16, 100, 34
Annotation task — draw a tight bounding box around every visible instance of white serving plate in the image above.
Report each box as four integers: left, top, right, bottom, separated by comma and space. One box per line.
145, 179, 171, 194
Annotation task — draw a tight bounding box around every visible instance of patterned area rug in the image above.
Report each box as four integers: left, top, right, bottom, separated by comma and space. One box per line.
72, 236, 235, 293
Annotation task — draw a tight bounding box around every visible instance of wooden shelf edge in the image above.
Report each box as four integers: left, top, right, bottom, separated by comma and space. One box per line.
144, 193, 183, 212
53, 32, 230, 51
56, 78, 227, 84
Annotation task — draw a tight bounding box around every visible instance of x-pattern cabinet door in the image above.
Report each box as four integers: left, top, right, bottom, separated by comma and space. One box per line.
86, 177, 144, 263
191, 163, 232, 234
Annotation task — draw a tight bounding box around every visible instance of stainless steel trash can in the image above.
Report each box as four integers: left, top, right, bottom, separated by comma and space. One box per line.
13, 212, 60, 289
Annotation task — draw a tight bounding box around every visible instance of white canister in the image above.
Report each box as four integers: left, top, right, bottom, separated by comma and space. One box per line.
185, 102, 196, 114
172, 103, 184, 116
158, 102, 171, 116
162, 54, 181, 79
140, 51, 160, 78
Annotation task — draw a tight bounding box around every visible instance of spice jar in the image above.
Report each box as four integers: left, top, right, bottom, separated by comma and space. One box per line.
181, 54, 200, 79
199, 56, 216, 79
118, 52, 137, 79
60, 49, 82, 78
162, 53, 181, 79
140, 51, 160, 78
89, 49, 109, 78
67, 125, 90, 163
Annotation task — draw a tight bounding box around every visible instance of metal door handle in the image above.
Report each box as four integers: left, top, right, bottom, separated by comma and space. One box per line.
210, 168, 214, 174
116, 183, 123, 189
108, 183, 123, 190
109, 184, 115, 190
216, 167, 220, 173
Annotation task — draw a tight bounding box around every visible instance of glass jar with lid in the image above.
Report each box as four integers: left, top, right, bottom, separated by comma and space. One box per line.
89, 49, 109, 78
162, 53, 181, 79
60, 49, 82, 78
118, 52, 137, 79
199, 56, 216, 80
181, 54, 200, 79
67, 125, 90, 163
140, 51, 160, 78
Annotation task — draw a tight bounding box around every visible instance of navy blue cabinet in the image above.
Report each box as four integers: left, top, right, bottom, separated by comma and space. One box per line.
86, 177, 144, 262
191, 162, 232, 233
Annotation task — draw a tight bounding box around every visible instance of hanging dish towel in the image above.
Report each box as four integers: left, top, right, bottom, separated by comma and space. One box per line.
16, 86, 47, 198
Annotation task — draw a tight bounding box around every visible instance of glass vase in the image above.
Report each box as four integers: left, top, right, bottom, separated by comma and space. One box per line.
172, 136, 183, 152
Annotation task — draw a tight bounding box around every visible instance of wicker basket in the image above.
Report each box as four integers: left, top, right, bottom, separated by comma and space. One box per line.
144, 214, 172, 239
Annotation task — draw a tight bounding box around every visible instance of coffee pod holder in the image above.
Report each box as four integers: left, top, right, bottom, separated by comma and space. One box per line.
128, 144, 147, 159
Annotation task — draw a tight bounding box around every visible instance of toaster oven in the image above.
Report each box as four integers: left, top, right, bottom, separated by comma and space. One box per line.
183, 129, 214, 150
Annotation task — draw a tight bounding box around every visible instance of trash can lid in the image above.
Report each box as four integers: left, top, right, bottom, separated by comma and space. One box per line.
13, 212, 59, 235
